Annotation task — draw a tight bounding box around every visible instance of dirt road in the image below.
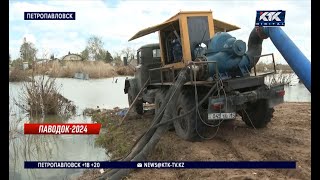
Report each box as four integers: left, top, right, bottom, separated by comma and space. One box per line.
79, 102, 311, 180
128, 102, 311, 180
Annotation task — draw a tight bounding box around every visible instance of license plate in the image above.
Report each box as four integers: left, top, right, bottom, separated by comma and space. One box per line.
208, 112, 236, 120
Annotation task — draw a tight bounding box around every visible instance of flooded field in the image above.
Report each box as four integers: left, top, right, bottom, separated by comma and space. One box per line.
9, 74, 310, 180
9, 76, 129, 180
264, 73, 311, 102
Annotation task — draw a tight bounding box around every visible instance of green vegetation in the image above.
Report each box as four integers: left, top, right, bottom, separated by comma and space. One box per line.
93, 111, 133, 159
81, 35, 114, 63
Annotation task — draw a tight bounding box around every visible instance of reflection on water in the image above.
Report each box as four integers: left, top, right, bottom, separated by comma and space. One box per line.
9, 76, 132, 180
9, 75, 310, 179
9, 113, 107, 180
265, 73, 310, 102
55, 77, 130, 111
284, 83, 311, 102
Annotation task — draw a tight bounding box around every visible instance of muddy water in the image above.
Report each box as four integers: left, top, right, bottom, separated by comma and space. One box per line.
264, 73, 311, 102
9, 75, 310, 180
9, 76, 130, 180
55, 77, 130, 110
284, 83, 311, 102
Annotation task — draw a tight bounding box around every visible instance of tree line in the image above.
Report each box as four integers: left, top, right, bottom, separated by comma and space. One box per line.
10, 35, 136, 67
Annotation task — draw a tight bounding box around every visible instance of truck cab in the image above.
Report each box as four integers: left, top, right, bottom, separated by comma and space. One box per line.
124, 44, 162, 114
134, 44, 162, 87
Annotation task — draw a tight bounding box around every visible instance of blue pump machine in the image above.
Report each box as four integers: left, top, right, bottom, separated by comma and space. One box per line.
205, 27, 311, 93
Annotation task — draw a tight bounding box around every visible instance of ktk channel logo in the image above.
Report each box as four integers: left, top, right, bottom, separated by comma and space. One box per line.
255, 10, 285, 26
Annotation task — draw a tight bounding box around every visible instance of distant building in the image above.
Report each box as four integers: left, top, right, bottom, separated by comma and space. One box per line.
61, 53, 83, 61
36, 59, 50, 64
49, 58, 60, 62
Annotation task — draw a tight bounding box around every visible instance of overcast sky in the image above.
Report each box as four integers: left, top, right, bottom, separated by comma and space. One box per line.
9, 0, 311, 64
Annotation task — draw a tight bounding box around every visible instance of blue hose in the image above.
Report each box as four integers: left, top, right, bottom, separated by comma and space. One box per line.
262, 27, 311, 92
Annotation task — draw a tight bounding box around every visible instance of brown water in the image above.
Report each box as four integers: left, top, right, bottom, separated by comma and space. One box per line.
9, 76, 130, 180
264, 73, 311, 102
9, 75, 310, 180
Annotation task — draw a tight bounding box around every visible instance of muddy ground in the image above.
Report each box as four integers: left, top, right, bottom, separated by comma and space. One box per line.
80, 102, 311, 180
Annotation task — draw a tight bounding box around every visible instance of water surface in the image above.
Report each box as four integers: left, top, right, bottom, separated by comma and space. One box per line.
9, 74, 310, 179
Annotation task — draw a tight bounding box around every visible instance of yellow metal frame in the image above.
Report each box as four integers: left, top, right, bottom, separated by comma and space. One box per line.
128, 11, 240, 70
161, 11, 215, 69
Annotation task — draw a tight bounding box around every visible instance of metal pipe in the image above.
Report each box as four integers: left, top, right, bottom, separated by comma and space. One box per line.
261, 27, 311, 92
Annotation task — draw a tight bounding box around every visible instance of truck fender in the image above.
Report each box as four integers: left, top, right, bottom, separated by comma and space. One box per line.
124, 79, 130, 94
124, 79, 139, 95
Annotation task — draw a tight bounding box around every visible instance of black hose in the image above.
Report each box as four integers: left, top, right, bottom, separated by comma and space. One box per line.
100, 69, 188, 180
121, 68, 187, 159
150, 83, 218, 130
102, 69, 188, 178
101, 83, 218, 180
122, 82, 217, 160
101, 69, 219, 179
246, 27, 264, 68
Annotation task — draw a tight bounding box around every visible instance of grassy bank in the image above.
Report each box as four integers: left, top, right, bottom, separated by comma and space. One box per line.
255, 62, 293, 73
91, 108, 151, 160
89, 106, 177, 161
9, 61, 135, 82
9, 60, 293, 82
49, 61, 135, 78
9, 68, 31, 82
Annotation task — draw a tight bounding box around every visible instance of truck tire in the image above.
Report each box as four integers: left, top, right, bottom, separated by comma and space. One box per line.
173, 91, 203, 141
240, 100, 274, 128
154, 89, 166, 116
154, 89, 176, 131
128, 86, 144, 115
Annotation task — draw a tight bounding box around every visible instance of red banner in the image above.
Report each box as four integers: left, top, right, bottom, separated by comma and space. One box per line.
24, 123, 101, 135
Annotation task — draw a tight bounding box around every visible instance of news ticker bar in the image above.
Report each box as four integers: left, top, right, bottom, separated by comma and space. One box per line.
24, 124, 101, 135
25, 161, 296, 169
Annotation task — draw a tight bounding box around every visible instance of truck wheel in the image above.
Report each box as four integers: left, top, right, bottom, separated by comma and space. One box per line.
154, 89, 166, 116
128, 87, 144, 115
154, 89, 168, 124
240, 100, 274, 128
173, 91, 203, 141
154, 89, 176, 131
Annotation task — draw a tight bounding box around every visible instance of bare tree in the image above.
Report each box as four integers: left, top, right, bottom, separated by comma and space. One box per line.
121, 47, 135, 61
112, 52, 122, 61
20, 37, 37, 68
87, 35, 104, 61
